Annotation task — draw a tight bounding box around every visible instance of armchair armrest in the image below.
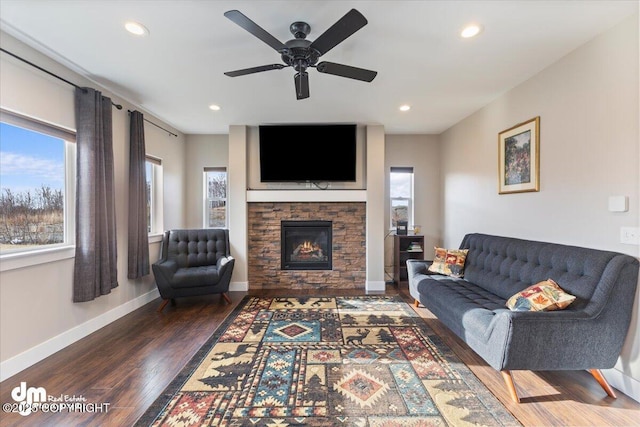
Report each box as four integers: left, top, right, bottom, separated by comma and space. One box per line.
217, 255, 235, 275
152, 259, 178, 290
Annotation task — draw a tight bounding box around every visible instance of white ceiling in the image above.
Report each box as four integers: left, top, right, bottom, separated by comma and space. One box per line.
0, 1, 637, 134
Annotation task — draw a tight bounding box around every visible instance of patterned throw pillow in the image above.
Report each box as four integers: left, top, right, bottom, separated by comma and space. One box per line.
506, 279, 576, 312
427, 247, 469, 278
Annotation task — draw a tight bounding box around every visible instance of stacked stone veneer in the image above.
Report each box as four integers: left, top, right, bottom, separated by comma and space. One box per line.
247, 202, 366, 289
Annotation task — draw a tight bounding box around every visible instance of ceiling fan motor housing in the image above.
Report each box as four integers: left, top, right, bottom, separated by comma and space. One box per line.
290, 21, 311, 39
281, 22, 320, 72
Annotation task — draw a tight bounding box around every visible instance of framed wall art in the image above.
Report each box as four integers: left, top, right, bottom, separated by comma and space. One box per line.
498, 116, 540, 194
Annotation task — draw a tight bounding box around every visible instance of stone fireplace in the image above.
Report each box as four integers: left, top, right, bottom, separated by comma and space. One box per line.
281, 220, 332, 270
247, 202, 366, 290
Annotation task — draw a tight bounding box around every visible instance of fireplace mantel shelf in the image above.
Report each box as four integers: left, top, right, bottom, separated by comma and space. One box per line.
246, 190, 367, 203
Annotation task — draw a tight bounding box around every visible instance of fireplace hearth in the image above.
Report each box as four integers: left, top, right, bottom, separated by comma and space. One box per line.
281, 220, 332, 270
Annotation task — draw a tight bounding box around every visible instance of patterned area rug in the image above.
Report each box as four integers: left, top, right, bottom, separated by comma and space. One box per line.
136, 296, 520, 426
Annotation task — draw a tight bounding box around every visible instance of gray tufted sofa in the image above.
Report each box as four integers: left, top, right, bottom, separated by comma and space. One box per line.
407, 233, 639, 402
152, 229, 235, 311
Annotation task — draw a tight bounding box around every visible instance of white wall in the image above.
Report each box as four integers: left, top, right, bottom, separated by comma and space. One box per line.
0, 32, 186, 380
228, 126, 248, 290
384, 134, 442, 278
440, 15, 640, 400
184, 134, 229, 228
366, 125, 386, 291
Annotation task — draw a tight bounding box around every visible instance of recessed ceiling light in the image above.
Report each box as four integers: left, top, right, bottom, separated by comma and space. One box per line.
209, 104, 221, 111
399, 105, 411, 112
125, 21, 149, 36
461, 24, 482, 38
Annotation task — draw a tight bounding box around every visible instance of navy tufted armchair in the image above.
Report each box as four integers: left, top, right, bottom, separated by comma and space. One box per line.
152, 229, 235, 311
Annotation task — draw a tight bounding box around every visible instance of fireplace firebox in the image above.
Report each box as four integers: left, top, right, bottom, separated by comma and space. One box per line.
281, 220, 332, 270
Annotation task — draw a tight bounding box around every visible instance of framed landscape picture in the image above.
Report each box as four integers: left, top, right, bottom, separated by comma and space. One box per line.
498, 116, 540, 194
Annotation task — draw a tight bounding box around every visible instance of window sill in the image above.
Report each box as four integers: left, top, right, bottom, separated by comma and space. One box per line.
0, 245, 76, 273
149, 234, 163, 244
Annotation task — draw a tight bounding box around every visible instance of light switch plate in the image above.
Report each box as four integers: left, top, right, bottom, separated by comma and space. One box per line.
620, 227, 640, 245
608, 196, 628, 212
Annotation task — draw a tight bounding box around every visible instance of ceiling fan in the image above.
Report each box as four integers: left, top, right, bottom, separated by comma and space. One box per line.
223, 9, 377, 100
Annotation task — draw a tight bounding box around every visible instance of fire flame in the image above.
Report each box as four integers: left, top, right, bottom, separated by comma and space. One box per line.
299, 241, 318, 253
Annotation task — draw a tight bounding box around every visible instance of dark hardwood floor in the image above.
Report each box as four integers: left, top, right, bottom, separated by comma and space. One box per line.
1, 287, 639, 426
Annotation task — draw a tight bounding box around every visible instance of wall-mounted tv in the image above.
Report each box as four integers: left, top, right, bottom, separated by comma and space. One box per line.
259, 124, 357, 182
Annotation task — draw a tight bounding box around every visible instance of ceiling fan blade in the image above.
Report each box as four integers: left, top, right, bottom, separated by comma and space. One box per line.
224, 10, 287, 52
316, 61, 377, 82
294, 72, 309, 100
224, 64, 287, 77
309, 9, 368, 56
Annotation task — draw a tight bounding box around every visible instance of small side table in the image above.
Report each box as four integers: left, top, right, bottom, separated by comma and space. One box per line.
394, 234, 424, 287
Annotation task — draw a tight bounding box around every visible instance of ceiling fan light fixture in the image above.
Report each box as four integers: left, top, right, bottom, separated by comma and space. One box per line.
125, 21, 149, 36
461, 24, 482, 38
399, 105, 411, 112
209, 104, 221, 111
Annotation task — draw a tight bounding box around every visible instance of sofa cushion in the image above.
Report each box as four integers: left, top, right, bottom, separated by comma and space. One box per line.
428, 247, 469, 278
172, 266, 220, 288
416, 276, 508, 339
506, 279, 576, 311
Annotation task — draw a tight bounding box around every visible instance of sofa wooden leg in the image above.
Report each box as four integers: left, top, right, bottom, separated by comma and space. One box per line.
501, 370, 520, 403
221, 293, 232, 304
414, 299, 420, 307
589, 369, 617, 398
157, 299, 170, 312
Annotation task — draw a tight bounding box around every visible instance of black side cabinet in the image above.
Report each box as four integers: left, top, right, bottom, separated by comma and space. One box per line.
394, 235, 424, 287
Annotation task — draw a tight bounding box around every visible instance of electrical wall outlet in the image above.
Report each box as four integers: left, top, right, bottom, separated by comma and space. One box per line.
620, 227, 640, 245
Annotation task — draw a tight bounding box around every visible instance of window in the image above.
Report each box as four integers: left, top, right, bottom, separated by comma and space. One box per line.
204, 167, 227, 228
146, 156, 163, 235
0, 111, 76, 254
390, 167, 414, 230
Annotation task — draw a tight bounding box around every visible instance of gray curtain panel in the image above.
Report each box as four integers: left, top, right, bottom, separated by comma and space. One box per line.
127, 110, 150, 279
73, 87, 118, 302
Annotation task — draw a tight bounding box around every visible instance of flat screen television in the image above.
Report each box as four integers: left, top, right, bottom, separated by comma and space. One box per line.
259, 124, 357, 182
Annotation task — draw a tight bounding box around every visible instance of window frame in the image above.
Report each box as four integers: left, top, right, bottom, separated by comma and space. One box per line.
203, 167, 228, 229
0, 109, 76, 271
389, 167, 414, 231
145, 155, 163, 237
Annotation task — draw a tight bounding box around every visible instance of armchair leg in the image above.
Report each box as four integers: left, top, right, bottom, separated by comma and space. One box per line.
501, 370, 520, 403
157, 299, 170, 312
414, 299, 420, 307
221, 293, 232, 304
589, 369, 617, 398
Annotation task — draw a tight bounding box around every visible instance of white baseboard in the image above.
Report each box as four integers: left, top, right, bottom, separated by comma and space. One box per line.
0, 289, 160, 382
366, 280, 386, 292
229, 281, 248, 291
603, 367, 640, 403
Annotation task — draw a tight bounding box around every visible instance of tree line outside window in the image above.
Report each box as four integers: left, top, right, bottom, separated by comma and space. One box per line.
0, 113, 75, 253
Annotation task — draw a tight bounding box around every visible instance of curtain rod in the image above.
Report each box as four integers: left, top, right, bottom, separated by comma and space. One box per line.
1, 47, 123, 110
128, 110, 178, 137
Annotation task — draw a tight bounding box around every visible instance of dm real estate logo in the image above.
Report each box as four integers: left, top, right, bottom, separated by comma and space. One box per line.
4, 382, 110, 416
9, 382, 46, 416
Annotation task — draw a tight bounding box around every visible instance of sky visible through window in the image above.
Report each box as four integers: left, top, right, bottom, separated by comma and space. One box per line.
0, 122, 66, 249
390, 172, 411, 198
0, 122, 65, 194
